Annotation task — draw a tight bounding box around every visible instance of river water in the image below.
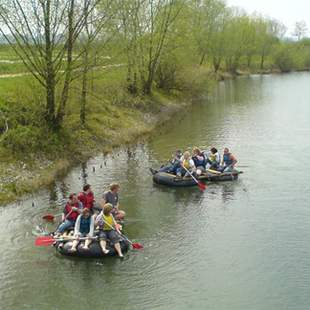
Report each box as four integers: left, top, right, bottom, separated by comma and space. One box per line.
1, 72, 310, 310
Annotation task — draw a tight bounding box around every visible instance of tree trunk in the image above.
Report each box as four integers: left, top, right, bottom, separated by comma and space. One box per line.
213, 57, 221, 73
44, 0, 56, 128
55, 0, 75, 128
199, 53, 206, 65
260, 52, 265, 70
80, 50, 88, 126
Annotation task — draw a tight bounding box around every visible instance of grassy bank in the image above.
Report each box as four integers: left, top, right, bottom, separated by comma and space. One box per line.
0, 64, 214, 205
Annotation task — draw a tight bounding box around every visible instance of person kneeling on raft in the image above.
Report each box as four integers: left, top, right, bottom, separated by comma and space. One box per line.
96, 203, 124, 258
70, 208, 95, 252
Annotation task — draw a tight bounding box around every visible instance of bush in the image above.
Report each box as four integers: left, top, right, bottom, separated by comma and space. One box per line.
273, 45, 295, 72
2, 125, 43, 153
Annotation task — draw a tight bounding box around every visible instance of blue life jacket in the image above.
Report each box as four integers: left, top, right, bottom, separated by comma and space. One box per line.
192, 155, 206, 168
223, 153, 233, 166
80, 216, 91, 234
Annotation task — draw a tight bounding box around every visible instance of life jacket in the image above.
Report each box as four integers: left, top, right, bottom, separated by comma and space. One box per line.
78, 191, 94, 210
102, 214, 114, 231
193, 154, 206, 167
64, 202, 80, 221
80, 216, 91, 234
182, 159, 191, 169
223, 153, 233, 166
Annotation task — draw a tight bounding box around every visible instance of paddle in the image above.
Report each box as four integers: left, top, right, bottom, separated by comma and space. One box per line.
42, 208, 74, 222
182, 165, 207, 191
42, 213, 62, 221
35, 235, 97, 246
101, 219, 143, 250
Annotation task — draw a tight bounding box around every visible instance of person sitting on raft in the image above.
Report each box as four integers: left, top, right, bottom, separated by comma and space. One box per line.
55, 193, 83, 235
192, 147, 206, 174
102, 183, 125, 221
206, 147, 221, 170
78, 184, 95, 213
159, 150, 182, 174
177, 151, 196, 177
96, 203, 124, 258
70, 208, 95, 252
220, 147, 237, 172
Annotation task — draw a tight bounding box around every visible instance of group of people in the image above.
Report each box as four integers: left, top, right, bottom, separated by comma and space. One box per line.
159, 147, 237, 177
54, 183, 126, 257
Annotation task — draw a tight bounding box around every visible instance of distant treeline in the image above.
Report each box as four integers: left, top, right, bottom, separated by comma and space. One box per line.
0, 0, 309, 153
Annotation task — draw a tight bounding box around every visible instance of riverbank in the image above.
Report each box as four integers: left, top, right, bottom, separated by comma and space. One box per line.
0, 83, 202, 204
0, 66, 303, 205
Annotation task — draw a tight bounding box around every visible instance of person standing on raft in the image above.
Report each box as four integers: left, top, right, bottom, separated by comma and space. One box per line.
102, 183, 125, 221
70, 208, 95, 252
96, 203, 124, 258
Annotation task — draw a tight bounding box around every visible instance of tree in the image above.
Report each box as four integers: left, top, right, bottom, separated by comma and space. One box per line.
0, 0, 100, 130
293, 20, 308, 41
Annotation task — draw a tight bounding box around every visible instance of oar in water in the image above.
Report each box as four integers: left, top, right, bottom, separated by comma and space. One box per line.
35, 235, 97, 247
182, 165, 207, 191
42, 213, 62, 221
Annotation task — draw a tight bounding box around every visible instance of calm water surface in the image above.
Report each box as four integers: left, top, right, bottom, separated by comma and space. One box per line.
1, 73, 310, 310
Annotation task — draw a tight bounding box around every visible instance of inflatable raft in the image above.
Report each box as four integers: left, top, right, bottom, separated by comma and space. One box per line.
151, 169, 242, 187
54, 239, 130, 258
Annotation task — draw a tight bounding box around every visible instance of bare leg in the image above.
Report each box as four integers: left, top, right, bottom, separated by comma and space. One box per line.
99, 240, 109, 254
114, 242, 123, 257
83, 238, 92, 249
71, 240, 79, 252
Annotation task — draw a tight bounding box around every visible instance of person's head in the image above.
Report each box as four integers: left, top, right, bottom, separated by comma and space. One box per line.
175, 150, 182, 158
193, 147, 201, 156
69, 193, 78, 205
82, 208, 91, 218
210, 147, 218, 154
183, 151, 191, 160
83, 184, 91, 193
103, 203, 113, 216
224, 147, 230, 154
110, 183, 120, 193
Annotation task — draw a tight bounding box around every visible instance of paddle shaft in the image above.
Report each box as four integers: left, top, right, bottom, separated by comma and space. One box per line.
182, 165, 200, 184
99, 217, 135, 246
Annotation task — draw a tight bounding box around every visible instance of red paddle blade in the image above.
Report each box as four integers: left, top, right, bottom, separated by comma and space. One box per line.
198, 182, 207, 191
35, 236, 55, 246
42, 214, 55, 221
132, 243, 143, 250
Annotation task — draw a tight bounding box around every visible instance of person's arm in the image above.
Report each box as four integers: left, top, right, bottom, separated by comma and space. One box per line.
101, 193, 107, 208
112, 215, 121, 233
231, 155, 237, 167
88, 215, 95, 237
74, 215, 81, 237
95, 212, 103, 227
189, 159, 196, 170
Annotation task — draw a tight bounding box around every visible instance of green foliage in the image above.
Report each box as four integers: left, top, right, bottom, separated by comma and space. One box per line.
273, 44, 295, 72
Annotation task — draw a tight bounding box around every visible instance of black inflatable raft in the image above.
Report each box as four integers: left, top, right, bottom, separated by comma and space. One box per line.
54, 239, 129, 258
151, 169, 242, 187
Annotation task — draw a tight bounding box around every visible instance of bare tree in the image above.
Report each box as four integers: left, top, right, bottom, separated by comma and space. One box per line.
0, 0, 100, 130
